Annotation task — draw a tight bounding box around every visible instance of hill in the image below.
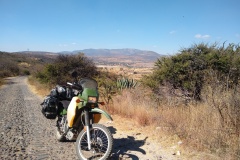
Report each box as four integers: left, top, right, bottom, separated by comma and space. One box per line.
72, 48, 160, 60
4, 48, 162, 68
60, 48, 162, 68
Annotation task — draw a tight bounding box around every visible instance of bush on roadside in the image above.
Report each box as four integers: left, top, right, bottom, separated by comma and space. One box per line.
35, 53, 99, 85
143, 43, 240, 101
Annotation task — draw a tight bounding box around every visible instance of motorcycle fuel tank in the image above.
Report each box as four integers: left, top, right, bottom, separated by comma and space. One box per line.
67, 97, 79, 127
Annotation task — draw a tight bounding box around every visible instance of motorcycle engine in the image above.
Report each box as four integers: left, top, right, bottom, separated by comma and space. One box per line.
66, 130, 74, 140
58, 116, 77, 140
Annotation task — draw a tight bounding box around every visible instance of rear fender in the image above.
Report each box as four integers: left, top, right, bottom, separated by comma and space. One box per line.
90, 108, 113, 121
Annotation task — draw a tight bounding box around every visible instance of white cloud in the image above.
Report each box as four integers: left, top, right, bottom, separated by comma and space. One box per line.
195, 34, 210, 39
169, 30, 176, 34
72, 42, 76, 45
58, 44, 68, 47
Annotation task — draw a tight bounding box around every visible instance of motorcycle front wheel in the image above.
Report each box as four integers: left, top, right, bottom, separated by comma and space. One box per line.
76, 124, 113, 160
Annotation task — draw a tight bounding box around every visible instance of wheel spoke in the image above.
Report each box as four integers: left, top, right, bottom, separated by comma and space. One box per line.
76, 124, 113, 159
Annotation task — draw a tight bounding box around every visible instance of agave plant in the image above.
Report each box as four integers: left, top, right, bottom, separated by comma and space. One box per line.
117, 78, 138, 91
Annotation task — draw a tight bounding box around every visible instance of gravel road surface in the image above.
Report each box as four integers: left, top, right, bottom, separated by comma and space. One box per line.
0, 77, 78, 160
0, 76, 183, 160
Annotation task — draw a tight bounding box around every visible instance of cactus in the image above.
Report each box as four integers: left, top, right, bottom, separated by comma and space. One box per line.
117, 78, 138, 90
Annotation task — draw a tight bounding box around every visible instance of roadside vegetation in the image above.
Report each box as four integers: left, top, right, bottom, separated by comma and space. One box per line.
1, 43, 239, 159
113, 43, 240, 159
0, 52, 22, 85
0, 51, 55, 86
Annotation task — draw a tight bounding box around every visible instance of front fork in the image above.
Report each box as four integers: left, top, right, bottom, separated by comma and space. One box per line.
84, 108, 92, 150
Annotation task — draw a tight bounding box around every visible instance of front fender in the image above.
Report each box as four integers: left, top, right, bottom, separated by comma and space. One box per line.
90, 108, 113, 121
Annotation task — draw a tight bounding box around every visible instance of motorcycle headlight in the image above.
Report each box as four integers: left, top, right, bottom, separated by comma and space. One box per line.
88, 96, 97, 103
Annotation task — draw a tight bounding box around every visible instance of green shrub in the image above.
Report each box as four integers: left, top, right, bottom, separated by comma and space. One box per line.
35, 53, 99, 85
23, 70, 30, 75
143, 43, 240, 101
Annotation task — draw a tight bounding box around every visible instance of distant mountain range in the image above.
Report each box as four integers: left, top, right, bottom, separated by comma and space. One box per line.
59, 48, 162, 62
11, 48, 162, 67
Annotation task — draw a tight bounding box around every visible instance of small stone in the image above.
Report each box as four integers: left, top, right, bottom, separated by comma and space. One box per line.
156, 155, 163, 160
176, 150, 181, 156
156, 127, 161, 130
178, 141, 183, 145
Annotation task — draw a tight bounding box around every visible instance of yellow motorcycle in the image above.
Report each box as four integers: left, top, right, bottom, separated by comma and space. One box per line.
56, 72, 113, 159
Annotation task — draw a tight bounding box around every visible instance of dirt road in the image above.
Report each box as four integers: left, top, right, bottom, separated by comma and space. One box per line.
0, 76, 183, 160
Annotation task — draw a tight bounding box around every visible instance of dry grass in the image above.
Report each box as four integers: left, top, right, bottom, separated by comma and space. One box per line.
108, 86, 240, 160
97, 65, 153, 80
27, 76, 51, 97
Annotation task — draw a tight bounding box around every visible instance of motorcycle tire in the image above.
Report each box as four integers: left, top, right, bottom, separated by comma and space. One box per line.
75, 124, 113, 160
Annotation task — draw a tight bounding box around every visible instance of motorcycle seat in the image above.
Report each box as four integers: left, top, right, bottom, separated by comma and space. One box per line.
60, 100, 71, 109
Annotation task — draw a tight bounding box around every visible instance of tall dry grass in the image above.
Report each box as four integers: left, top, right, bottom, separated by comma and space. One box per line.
109, 86, 240, 159
28, 76, 51, 97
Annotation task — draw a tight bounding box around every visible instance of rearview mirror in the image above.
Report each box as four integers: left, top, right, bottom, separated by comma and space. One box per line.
71, 71, 78, 78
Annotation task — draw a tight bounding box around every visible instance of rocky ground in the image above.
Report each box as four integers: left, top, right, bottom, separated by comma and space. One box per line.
0, 77, 78, 159
0, 76, 215, 160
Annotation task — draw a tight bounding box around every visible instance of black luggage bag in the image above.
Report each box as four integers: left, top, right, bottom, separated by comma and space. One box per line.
41, 95, 58, 119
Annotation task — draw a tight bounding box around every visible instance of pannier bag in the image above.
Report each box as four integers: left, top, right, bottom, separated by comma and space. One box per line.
56, 85, 67, 99
50, 88, 58, 97
41, 95, 58, 119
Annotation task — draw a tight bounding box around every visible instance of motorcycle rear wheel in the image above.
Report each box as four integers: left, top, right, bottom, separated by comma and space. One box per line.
76, 124, 113, 160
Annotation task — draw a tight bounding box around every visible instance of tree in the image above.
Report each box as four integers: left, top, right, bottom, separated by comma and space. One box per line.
143, 43, 240, 101
36, 53, 99, 85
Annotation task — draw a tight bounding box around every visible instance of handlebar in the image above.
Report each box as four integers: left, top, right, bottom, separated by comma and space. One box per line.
67, 82, 73, 86
67, 82, 82, 90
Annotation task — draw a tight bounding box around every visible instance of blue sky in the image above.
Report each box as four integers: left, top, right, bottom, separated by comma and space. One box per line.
0, 0, 239, 55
